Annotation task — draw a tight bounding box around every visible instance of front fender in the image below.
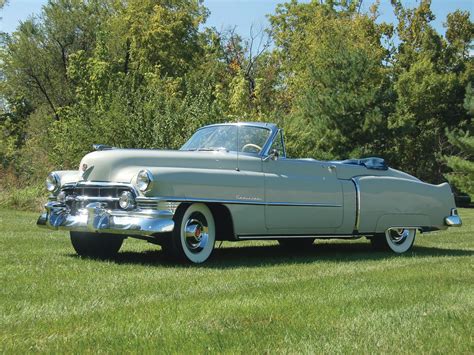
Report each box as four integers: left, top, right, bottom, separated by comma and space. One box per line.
52, 170, 82, 190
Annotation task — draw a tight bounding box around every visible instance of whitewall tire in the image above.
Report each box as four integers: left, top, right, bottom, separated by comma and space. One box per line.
165, 203, 216, 263
371, 228, 416, 253
385, 228, 416, 253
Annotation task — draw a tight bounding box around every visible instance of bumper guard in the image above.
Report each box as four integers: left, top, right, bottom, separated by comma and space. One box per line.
444, 208, 462, 227
37, 201, 175, 236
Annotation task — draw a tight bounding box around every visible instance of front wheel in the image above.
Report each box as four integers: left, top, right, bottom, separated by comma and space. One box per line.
370, 228, 416, 253
70, 232, 124, 258
163, 203, 216, 263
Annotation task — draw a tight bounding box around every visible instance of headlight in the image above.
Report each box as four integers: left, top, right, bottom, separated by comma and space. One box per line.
45, 172, 60, 192
136, 169, 153, 192
119, 191, 135, 210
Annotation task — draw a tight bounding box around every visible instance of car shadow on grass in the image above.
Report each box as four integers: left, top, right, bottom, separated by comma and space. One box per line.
68, 242, 474, 268
203, 243, 474, 268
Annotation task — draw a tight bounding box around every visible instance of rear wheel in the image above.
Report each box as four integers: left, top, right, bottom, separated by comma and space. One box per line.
278, 238, 315, 249
70, 231, 124, 258
163, 203, 216, 263
370, 228, 416, 253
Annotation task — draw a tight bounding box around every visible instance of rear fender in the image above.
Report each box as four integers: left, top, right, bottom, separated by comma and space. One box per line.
355, 176, 455, 233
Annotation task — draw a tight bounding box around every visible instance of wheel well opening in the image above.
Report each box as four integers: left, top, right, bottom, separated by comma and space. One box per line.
173, 202, 235, 241
207, 203, 236, 241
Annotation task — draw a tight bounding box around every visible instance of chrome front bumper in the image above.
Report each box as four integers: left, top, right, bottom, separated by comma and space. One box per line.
37, 201, 175, 236
445, 208, 462, 227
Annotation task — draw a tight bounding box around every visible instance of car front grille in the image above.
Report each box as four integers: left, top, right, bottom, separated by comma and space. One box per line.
60, 183, 135, 214
57, 182, 180, 215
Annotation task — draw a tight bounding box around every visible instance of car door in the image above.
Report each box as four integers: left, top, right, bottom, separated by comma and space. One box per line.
263, 154, 344, 233
218, 125, 268, 236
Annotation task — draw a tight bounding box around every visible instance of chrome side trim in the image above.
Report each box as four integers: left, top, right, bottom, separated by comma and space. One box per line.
238, 235, 317, 239
62, 182, 343, 208
351, 177, 361, 232
264, 201, 342, 207
137, 196, 342, 207
112, 209, 174, 218
237, 234, 365, 240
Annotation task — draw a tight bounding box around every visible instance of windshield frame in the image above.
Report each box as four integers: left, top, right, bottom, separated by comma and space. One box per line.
180, 122, 279, 158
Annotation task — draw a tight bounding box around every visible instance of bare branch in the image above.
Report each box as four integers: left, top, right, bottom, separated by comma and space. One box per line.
27, 72, 59, 120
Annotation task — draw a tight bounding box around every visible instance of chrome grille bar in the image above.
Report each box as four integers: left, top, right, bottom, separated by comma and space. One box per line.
60, 182, 136, 214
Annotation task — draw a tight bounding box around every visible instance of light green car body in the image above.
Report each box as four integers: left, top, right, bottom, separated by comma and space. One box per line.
38, 122, 461, 246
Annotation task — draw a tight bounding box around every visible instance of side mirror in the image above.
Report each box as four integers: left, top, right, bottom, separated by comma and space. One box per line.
263, 149, 279, 162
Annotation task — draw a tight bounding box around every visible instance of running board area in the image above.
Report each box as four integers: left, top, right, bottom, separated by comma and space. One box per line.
236, 234, 374, 240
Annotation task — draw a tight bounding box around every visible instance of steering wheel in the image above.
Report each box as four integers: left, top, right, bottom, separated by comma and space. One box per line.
241, 143, 262, 153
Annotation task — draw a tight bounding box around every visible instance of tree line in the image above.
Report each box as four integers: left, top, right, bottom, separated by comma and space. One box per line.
0, 0, 472, 198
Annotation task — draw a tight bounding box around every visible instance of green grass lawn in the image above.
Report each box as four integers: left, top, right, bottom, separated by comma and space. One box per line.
1, 209, 473, 353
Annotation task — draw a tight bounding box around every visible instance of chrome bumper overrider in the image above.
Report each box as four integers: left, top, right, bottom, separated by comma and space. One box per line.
37, 201, 175, 236
445, 208, 462, 227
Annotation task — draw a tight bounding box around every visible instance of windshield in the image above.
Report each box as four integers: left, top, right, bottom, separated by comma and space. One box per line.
180, 125, 271, 155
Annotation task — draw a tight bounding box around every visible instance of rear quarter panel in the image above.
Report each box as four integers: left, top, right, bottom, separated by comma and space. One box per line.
357, 176, 455, 233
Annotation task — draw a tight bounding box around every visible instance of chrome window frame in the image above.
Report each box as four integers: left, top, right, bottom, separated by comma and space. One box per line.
181, 122, 278, 158
262, 128, 286, 159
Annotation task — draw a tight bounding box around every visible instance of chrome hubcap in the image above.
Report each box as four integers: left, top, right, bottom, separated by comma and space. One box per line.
184, 215, 209, 254
388, 228, 410, 244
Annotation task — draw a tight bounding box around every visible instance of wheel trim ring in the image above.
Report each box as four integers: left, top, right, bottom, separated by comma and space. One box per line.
388, 228, 409, 245
179, 204, 216, 263
184, 217, 209, 254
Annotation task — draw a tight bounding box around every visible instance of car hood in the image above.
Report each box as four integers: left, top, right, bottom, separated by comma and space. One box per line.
80, 149, 237, 183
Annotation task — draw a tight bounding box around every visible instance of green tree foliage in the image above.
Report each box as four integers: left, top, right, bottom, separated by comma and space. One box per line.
0, 0, 472, 192
270, 0, 393, 159
444, 128, 474, 196
1, 0, 225, 175
444, 84, 474, 196
2, 1, 108, 116
387, 0, 473, 182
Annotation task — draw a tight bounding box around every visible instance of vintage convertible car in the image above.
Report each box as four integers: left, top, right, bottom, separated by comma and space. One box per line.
37, 122, 462, 263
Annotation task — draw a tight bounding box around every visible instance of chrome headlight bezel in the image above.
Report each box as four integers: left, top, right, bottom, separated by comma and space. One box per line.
136, 169, 153, 192
45, 172, 60, 193
119, 191, 136, 210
